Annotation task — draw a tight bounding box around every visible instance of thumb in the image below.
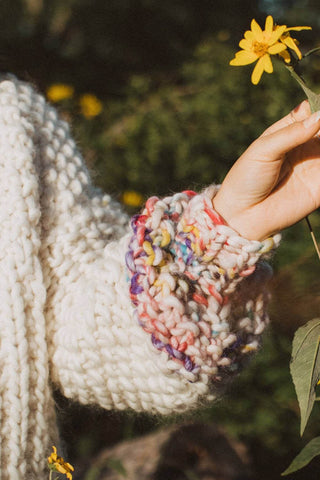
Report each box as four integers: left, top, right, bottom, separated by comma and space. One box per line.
253, 110, 320, 160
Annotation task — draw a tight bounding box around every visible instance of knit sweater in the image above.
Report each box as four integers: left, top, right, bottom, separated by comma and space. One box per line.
0, 75, 280, 480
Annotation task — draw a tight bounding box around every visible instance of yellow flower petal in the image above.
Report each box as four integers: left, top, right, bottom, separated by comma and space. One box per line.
269, 24, 287, 43
279, 49, 292, 63
265, 15, 274, 34
251, 56, 265, 84
286, 26, 312, 31
230, 50, 258, 66
282, 35, 303, 59
261, 54, 273, 73
56, 464, 67, 474
239, 38, 252, 50
48, 446, 58, 463
251, 19, 263, 42
268, 42, 287, 55
244, 30, 254, 41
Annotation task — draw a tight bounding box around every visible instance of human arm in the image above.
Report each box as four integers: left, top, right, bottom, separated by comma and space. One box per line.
48, 102, 320, 413
29, 80, 317, 412
49, 190, 276, 414
214, 101, 320, 240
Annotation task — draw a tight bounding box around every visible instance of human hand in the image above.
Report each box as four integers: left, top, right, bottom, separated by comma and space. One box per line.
213, 101, 320, 240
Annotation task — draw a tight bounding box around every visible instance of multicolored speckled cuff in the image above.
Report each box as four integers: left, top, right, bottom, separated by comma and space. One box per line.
126, 186, 280, 382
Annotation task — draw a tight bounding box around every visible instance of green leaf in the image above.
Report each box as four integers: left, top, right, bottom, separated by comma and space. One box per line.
305, 90, 320, 114
282, 437, 320, 475
285, 65, 320, 113
290, 318, 320, 435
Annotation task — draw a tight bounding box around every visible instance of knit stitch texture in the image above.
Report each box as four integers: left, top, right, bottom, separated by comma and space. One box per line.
0, 75, 280, 480
126, 188, 280, 384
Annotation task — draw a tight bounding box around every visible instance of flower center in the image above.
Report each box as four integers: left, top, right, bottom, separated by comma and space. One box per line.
252, 41, 269, 57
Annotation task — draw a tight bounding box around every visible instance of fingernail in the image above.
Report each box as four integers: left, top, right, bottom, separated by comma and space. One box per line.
303, 110, 320, 128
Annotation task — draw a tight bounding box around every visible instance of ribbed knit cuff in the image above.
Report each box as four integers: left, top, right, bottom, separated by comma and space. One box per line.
126, 187, 280, 382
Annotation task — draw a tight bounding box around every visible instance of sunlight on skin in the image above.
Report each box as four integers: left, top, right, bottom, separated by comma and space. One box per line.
213, 101, 320, 240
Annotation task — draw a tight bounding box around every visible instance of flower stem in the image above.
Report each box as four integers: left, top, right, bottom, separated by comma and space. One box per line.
284, 65, 320, 262
304, 46, 320, 58
305, 216, 320, 262
285, 64, 320, 112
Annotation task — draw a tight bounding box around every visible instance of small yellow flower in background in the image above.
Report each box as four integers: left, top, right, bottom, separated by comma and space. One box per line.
121, 190, 144, 208
47, 446, 74, 480
79, 93, 103, 118
230, 16, 311, 84
47, 84, 74, 103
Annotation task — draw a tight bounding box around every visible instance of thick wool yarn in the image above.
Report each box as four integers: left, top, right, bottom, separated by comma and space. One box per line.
126, 189, 280, 384
0, 75, 280, 480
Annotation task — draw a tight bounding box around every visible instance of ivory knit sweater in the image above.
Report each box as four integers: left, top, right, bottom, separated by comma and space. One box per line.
0, 76, 280, 479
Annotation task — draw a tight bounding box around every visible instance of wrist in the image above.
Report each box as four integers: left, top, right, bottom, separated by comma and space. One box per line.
212, 193, 268, 241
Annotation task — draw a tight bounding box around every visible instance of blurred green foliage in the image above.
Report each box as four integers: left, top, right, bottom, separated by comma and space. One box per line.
5, 0, 320, 478
78, 39, 304, 198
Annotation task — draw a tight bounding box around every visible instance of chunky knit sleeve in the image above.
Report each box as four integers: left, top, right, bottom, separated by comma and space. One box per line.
0, 75, 279, 416
48, 186, 280, 414
0, 75, 280, 480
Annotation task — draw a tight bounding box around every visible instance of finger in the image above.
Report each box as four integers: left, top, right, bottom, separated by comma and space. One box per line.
261, 100, 311, 137
250, 110, 320, 160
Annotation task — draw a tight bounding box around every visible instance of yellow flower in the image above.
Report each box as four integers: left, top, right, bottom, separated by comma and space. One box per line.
121, 190, 144, 207
79, 93, 103, 118
230, 16, 310, 84
47, 446, 74, 480
47, 84, 74, 103
278, 25, 312, 63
